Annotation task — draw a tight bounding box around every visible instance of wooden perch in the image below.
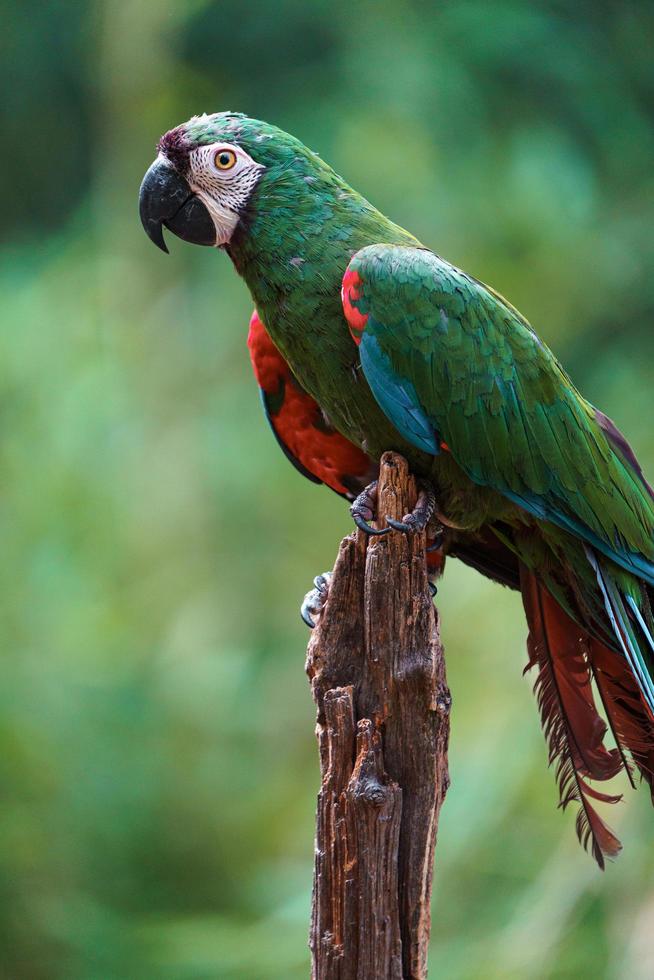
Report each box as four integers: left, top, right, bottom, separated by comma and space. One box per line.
306, 452, 451, 980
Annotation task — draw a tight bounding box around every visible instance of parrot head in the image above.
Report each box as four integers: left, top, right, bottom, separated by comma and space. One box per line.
139, 112, 336, 254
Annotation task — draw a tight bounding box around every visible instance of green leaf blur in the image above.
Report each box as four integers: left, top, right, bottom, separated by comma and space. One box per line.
2, 2, 654, 977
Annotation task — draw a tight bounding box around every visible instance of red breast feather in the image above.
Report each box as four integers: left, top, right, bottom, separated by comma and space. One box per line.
248, 311, 374, 497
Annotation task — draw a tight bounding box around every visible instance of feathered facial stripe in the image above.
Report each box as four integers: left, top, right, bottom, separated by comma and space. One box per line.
182, 142, 265, 246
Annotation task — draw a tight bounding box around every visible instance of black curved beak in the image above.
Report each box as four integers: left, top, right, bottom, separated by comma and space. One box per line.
139, 156, 217, 253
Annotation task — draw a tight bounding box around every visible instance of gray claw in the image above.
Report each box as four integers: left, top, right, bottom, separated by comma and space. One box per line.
426, 530, 444, 552
301, 571, 332, 628
351, 480, 392, 537
353, 514, 392, 536
351, 477, 438, 541
386, 482, 437, 536
301, 606, 316, 629
386, 516, 417, 534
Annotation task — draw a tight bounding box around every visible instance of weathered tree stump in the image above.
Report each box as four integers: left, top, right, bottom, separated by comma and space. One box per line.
306, 452, 451, 980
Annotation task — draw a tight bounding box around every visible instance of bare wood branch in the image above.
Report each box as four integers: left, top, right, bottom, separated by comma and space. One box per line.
307, 452, 451, 979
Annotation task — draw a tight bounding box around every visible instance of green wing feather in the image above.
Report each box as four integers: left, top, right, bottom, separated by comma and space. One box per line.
346, 244, 654, 577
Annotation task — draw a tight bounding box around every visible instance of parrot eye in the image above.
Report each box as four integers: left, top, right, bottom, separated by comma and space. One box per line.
214, 149, 237, 171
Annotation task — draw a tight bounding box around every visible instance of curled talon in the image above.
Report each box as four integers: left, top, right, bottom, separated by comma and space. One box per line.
350, 479, 392, 536
353, 514, 392, 536
386, 515, 419, 534
385, 481, 437, 537
426, 529, 445, 552
351, 476, 441, 540
301, 605, 316, 629
301, 571, 332, 628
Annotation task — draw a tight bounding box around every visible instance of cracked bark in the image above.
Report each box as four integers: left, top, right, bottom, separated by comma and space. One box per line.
307, 452, 451, 980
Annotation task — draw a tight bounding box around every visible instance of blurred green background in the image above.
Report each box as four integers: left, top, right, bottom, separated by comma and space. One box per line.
2, 2, 654, 977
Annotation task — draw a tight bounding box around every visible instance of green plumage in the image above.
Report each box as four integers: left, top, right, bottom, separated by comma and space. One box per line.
348, 245, 654, 560
169, 115, 654, 621
144, 112, 654, 863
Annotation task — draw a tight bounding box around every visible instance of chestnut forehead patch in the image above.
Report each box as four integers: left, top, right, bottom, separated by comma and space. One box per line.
157, 127, 192, 173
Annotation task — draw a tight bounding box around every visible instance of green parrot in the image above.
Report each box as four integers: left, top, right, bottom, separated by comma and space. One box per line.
140, 112, 654, 866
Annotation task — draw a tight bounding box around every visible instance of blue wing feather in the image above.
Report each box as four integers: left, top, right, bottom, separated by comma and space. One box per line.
505, 487, 654, 587
359, 328, 441, 456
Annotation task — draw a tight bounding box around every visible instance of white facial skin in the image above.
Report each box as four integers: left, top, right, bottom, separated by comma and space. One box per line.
185, 142, 265, 246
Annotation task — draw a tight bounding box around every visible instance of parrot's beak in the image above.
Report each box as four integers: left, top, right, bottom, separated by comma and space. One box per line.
139, 156, 216, 253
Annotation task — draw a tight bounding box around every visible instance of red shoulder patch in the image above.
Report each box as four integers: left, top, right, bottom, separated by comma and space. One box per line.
341, 267, 368, 345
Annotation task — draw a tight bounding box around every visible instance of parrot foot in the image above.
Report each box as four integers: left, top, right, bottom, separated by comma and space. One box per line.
301, 572, 332, 628
386, 480, 437, 535
350, 480, 392, 536
351, 478, 443, 543
425, 516, 445, 552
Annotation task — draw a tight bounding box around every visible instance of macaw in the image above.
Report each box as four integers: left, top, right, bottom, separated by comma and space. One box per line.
140, 112, 654, 866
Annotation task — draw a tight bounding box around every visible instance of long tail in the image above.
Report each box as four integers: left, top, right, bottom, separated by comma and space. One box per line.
589, 636, 654, 803
521, 567, 624, 868
584, 549, 654, 801
585, 547, 654, 718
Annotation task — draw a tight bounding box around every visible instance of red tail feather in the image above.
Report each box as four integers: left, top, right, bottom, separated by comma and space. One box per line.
588, 637, 654, 801
520, 567, 623, 867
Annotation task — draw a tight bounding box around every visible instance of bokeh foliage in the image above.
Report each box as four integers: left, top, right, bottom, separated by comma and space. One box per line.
2, 2, 654, 977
